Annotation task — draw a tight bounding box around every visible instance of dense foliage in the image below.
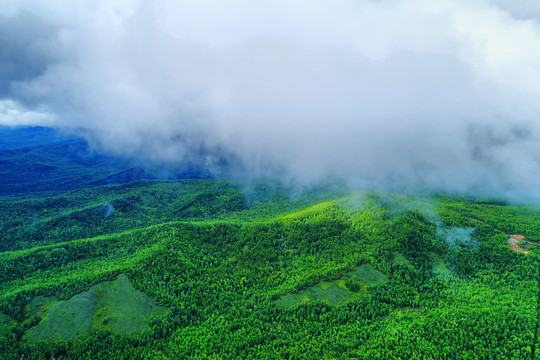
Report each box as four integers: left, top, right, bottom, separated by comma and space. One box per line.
0, 180, 538, 359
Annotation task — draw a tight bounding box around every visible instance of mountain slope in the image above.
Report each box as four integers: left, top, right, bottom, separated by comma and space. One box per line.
0, 187, 538, 359
0, 138, 132, 196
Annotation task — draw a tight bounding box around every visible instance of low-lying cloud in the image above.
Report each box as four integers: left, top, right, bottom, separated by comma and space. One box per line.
2, 0, 540, 199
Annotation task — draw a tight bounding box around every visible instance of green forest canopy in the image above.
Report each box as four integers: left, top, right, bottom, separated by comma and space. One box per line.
0, 179, 538, 359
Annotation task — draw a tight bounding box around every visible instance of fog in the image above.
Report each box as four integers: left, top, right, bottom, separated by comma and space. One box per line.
2, 0, 540, 199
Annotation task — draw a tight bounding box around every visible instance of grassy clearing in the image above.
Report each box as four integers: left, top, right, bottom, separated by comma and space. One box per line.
25, 292, 97, 342
24, 274, 167, 342
393, 251, 415, 270
278, 264, 388, 307
347, 263, 388, 285
92, 274, 168, 334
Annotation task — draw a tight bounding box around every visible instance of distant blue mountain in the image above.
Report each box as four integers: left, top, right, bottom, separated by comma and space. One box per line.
0, 139, 132, 195
0, 126, 76, 150
0, 126, 134, 195
0, 126, 216, 195
91, 167, 157, 186
174, 163, 214, 180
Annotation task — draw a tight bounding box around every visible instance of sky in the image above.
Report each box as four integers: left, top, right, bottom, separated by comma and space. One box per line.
1, 0, 540, 199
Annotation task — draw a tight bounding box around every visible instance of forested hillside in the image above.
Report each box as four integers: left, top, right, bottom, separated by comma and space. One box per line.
0, 180, 538, 359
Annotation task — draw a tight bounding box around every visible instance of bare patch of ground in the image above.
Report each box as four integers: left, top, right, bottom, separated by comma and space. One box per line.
507, 235, 530, 254
468, 218, 487, 224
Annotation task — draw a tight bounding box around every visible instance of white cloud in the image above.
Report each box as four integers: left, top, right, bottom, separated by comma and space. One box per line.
0, 99, 54, 127
2, 0, 540, 198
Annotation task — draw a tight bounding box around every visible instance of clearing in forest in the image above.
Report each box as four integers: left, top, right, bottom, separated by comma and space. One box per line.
393, 251, 416, 270
278, 264, 388, 307
24, 274, 167, 342
508, 235, 530, 254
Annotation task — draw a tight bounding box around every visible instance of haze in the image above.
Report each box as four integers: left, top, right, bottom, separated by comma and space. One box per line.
2, 0, 540, 199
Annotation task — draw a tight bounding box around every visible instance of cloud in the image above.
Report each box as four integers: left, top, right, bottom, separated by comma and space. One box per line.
0, 10, 57, 98
0, 99, 55, 127
489, 0, 540, 20
2, 0, 540, 199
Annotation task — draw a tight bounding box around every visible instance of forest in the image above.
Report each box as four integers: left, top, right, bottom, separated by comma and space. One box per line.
0, 177, 538, 359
